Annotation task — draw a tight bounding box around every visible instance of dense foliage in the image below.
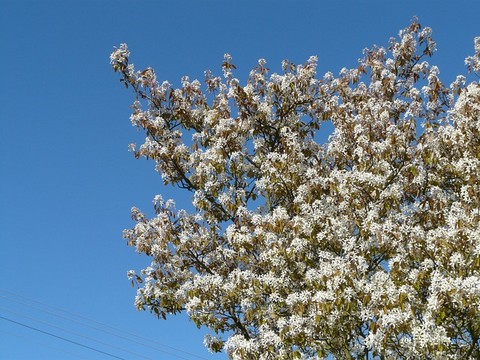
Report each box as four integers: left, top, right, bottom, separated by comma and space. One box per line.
111, 19, 480, 359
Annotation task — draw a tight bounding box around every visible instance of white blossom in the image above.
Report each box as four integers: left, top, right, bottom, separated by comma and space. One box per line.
113, 19, 480, 359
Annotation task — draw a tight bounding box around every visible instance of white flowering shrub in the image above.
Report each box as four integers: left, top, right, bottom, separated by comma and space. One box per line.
111, 19, 480, 359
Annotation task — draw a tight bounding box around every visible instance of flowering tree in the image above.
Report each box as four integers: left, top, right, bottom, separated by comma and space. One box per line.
111, 19, 480, 359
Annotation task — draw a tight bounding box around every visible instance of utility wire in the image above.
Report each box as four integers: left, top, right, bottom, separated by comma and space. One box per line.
0, 306, 166, 360
0, 315, 128, 360
0, 328, 91, 360
0, 299, 191, 360
0, 289, 209, 360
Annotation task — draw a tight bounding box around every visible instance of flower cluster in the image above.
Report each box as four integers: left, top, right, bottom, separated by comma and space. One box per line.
112, 19, 480, 359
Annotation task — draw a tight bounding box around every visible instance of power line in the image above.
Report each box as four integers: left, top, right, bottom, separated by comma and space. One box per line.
0, 315, 128, 360
0, 289, 210, 360
0, 293, 200, 359
0, 328, 91, 360
0, 306, 161, 360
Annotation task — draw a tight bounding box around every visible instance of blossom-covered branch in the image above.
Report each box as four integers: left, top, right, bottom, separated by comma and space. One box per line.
112, 18, 480, 359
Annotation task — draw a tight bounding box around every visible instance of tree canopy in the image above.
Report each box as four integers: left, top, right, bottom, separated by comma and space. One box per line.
111, 19, 480, 359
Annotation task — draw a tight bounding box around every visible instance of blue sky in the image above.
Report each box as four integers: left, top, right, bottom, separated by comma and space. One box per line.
0, 1, 478, 359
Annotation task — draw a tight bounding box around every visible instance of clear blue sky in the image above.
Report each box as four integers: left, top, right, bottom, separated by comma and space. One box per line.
0, 1, 478, 359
